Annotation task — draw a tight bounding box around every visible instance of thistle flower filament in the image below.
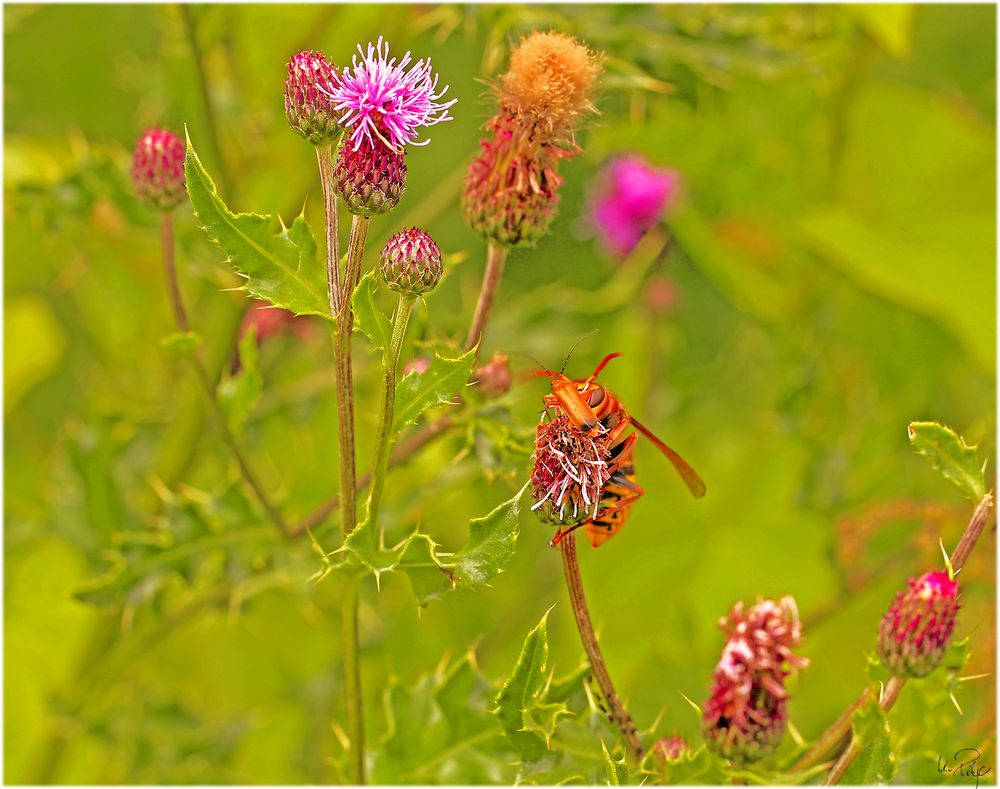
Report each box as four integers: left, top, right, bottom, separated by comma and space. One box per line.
531, 412, 612, 524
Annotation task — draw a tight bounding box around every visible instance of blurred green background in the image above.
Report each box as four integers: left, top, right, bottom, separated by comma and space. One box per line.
4, 3, 996, 784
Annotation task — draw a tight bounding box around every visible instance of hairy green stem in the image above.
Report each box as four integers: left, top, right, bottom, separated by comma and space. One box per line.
561, 533, 645, 760
331, 212, 370, 784
160, 214, 288, 536
316, 143, 341, 313
363, 294, 415, 533
464, 242, 507, 354
820, 491, 995, 785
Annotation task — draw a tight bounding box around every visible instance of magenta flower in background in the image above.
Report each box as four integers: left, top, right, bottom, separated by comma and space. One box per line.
588, 154, 680, 258
326, 36, 456, 153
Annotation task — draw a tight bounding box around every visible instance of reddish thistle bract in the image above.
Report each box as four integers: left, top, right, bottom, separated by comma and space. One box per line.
877, 569, 960, 678
380, 227, 442, 296
284, 50, 341, 145
131, 127, 186, 211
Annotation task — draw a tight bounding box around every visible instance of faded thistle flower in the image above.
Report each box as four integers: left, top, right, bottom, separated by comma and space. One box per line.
284, 50, 341, 144
462, 31, 602, 247
530, 411, 611, 525
588, 155, 680, 258
379, 227, 442, 296
471, 352, 513, 398
326, 36, 455, 153
877, 570, 960, 678
131, 128, 186, 211
702, 597, 808, 764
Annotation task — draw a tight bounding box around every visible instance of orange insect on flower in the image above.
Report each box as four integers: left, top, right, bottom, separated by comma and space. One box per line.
530, 352, 706, 547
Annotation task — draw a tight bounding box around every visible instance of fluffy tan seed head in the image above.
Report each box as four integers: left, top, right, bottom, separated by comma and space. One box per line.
500, 31, 602, 135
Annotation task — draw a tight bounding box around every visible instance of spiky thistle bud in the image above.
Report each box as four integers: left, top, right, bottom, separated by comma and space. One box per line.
652, 736, 688, 765
530, 412, 612, 525
334, 137, 406, 217
702, 597, 807, 765
284, 50, 341, 145
877, 570, 960, 678
131, 128, 186, 211
462, 32, 602, 248
379, 227, 442, 295
471, 352, 513, 398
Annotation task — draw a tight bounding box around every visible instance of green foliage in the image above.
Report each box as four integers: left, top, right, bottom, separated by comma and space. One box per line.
353, 270, 394, 359
841, 699, 897, 785
601, 740, 629, 785
908, 421, 988, 500
184, 135, 331, 318
217, 328, 262, 434
393, 347, 477, 433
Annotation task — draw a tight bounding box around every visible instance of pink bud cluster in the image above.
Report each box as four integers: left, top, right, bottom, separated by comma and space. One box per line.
131, 128, 186, 211
876, 570, 960, 678
702, 596, 807, 764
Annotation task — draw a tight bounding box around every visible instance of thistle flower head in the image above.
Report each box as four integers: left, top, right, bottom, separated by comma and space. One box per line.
284, 50, 341, 145
702, 596, 807, 764
240, 300, 312, 344
334, 137, 407, 217
131, 127, 186, 211
589, 155, 681, 258
379, 227, 442, 296
472, 352, 513, 398
326, 36, 456, 153
501, 31, 602, 136
877, 570, 960, 678
530, 411, 612, 525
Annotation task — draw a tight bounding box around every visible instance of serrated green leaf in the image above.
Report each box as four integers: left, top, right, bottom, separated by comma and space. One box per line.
184, 133, 331, 319
393, 347, 475, 432
160, 331, 202, 354
601, 741, 628, 785
353, 270, 392, 358
451, 483, 526, 587
908, 421, 987, 500
494, 609, 558, 762
841, 698, 897, 785
217, 327, 261, 433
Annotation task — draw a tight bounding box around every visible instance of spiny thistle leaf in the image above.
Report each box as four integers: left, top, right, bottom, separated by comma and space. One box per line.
393, 347, 476, 433
184, 132, 331, 319
908, 421, 987, 501
353, 270, 393, 359
841, 698, 897, 785
601, 740, 628, 785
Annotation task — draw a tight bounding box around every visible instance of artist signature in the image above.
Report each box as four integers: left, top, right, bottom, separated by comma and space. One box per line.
939, 748, 992, 787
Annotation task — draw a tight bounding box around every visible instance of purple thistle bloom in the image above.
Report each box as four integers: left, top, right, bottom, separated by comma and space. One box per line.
325, 36, 456, 153
588, 155, 680, 258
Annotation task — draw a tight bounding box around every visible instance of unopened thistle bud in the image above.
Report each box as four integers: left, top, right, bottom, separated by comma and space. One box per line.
379, 227, 442, 295
131, 128, 186, 211
651, 736, 688, 765
472, 352, 513, 398
284, 50, 341, 145
462, 32, 601, 248
877, 570, 960, 678
530, 412, 612, 525
702, 597, 807, 764
334, 138, 406, 217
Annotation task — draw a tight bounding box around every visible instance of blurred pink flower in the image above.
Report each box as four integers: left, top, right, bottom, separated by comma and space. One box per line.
241, 301, 312, 344
588, 155, 680, 258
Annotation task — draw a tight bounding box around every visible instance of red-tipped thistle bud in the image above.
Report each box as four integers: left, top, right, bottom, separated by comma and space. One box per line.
334, 137, 406, 217
471, 352, 513, 398
877, 570, 959, 678
530, 412, 612, 525
652, 735, 688, 765
284, 50, 341, 145
702, 597, 807, 764
131, 128, 186, 211
380, 228, 442, 296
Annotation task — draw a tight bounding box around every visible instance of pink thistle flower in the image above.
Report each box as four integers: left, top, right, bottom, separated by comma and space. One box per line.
326, 36, 456, 154
701, 596, 807, 764
877, 570, 960, 678
588, 155, 680, 259
240, 300, 313, 344
131, 128, 186, 211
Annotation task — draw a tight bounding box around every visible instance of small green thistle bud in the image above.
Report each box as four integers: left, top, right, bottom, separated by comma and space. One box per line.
379, 228, 442, 296
284, 50, 342, 145
334, 137, 406, 217
876, 570, 959, 678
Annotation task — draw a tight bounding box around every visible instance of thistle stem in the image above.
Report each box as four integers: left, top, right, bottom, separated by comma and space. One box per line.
464, 242, 507, 354
159, 213, 288, 536
316, 143, 340, 313
820, 491, 995, 785
561, 532, 645, 760
330, 212, 370, 785
363, 294, 415, 533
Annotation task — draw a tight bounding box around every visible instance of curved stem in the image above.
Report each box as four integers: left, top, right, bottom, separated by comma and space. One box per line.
821, 491, 995, 785
561, 532, 644, 760
464, 242, 507, 354
363, 294, 415, 532
160, 214, 288, 536
316, 143, 340, 314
